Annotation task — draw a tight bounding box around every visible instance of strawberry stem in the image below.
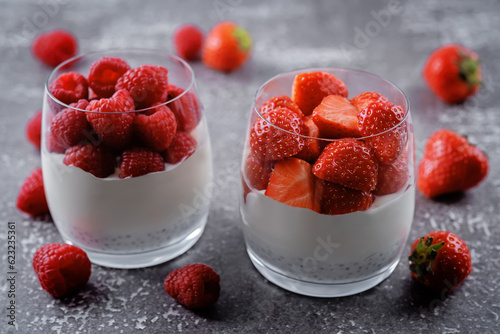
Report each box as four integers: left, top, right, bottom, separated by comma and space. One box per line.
409, 236, 445, 278
458, 54, 482, 87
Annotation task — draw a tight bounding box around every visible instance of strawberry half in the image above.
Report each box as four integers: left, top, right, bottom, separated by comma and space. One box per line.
291, 71, 348, 115
259, 95, 303, 118
316, 179, 374, 215
265, 158, 319, 212
375, 150, 410, 195
312, 95, 360, 139
244, 154, 275, 191
358, 100, 407, 164
312, 139, 378, 192
293, 116, 323, 163
249, 108, 305, 161
350, 91, 389, 112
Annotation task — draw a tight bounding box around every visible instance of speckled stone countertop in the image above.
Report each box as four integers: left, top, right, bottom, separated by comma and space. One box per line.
1, 0, 499, 333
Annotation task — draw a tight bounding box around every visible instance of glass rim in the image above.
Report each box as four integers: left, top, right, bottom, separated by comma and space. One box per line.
45, 48, 196, 114
252, 67, 411, 141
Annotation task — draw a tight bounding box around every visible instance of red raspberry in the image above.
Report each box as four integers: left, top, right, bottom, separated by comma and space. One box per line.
31, 29, 77, 68
134, 104, 177, 152
115, 65, 169, 109
33, 243, 91, 297
88, 57, 131, 98
49, 72, 89, 106
120, 147, 165, 178
50, 99, 90, 150
173, 24, 204, 61
164, 263, 220, 309
165, 132, 197, 164
16, 168, 49, 216
26, 110, 43, 149
86, 90, 135, 150
63, 144, 116, 178
167, 84, 201, 132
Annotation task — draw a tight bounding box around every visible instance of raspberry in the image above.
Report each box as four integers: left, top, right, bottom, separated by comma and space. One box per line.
63, 144, 116, 178
16, 168, 49, 216
167, 84, 201, 132
49, 72, 89, 106
50, 99, 90, 150
88, 57, 131, 98
86, 90, 135, 150
134, 104, 177, 152
120, 147, 165, 178
115, 65, 169, 109
164, 131, 197, 164
33, 243, 91, 297
26, 110, 43, 149
31, 29, 77, 68
173, 24, 204, 61
164, 263, 220, 309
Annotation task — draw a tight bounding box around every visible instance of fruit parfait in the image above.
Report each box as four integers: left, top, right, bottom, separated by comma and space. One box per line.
240, 68, 415, 297
41, 50, 213, 268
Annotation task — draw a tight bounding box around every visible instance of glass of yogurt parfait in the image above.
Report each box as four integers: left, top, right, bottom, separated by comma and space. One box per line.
41, 50, 213, 268
240, 68, 415, 297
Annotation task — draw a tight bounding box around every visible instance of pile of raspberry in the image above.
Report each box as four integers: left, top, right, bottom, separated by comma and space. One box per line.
47, 56, 201, 178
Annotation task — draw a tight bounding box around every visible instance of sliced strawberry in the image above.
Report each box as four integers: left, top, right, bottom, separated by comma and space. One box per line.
316, 179, 374, 215
358, 100, 407, 164
249, 108, 305, 161
375, 151, 410, 195
312, 95, 360, 139
291, 71, 348, 115
265, 158, 319, 212
259, 95, 303, 118
294, 116, 323, 163
244, 154, 274, 190
350, 91, 389, 112
313, 139, 378, 192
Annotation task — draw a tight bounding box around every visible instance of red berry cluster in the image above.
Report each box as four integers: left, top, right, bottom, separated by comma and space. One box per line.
244, 71, 411, 215
46, 56, 201, 179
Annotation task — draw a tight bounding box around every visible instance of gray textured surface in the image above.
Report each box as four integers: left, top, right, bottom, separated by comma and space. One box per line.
1, 0, 500, 333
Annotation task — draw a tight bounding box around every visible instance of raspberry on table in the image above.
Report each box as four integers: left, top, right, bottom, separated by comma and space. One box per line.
63, 144, 116, 178
167, 84, 201, 132
31, 29, 78, 68
164, 131, 197, 164
120, 147, 165, 178
33, 243, 91, 297
173, 24, 204, 61
26, 110, 43, 149
164, 263, 220, 309
49, 72, 89, 106
115, 65, 169, 109
16, 168, 50, 217
50, 99, 90, 150
88, 56, 131, 98
134, 104, 177, 152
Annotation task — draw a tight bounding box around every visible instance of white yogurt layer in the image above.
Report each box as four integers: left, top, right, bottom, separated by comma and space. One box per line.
240, 184, 415, 283
42, 120, 213, 253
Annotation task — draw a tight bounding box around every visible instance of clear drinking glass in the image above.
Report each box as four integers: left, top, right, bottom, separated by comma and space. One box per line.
239, 68, 415, 297
41, 50, 213, 268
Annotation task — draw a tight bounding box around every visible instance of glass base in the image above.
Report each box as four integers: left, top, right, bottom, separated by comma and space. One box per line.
247, 247, 399, 297
63, 223, 206, 269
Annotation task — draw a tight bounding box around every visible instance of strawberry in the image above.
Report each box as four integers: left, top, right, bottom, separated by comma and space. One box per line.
249, 108, 305, 162
350, 91, 389, 112
16, 168, 49, 216
26, 110, 43, 149
259, 95, 303, 118
358, 100, 407, 164
316, 179, 374, 215
409, 231, 472, 293
167, 84, 201, 132
375, 151, 410, 196
312, 139, 378, 192
312, 94, 360, 139
423, 44, 482, 104
244, 154, 275, 191
293, 116, 323, 163
164, 131, 197, 164
291, 71, 348, 115
265, 158, 319, 212
417, 129, 488, 198
134, 104, 177, 152
202, 21, 252, 72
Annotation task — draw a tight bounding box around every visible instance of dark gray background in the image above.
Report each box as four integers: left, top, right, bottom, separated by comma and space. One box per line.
1, 0, 499, 333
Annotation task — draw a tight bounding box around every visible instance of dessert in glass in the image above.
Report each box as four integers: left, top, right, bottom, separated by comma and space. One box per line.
240, 68, 415, 297
41, 50, 213, 268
